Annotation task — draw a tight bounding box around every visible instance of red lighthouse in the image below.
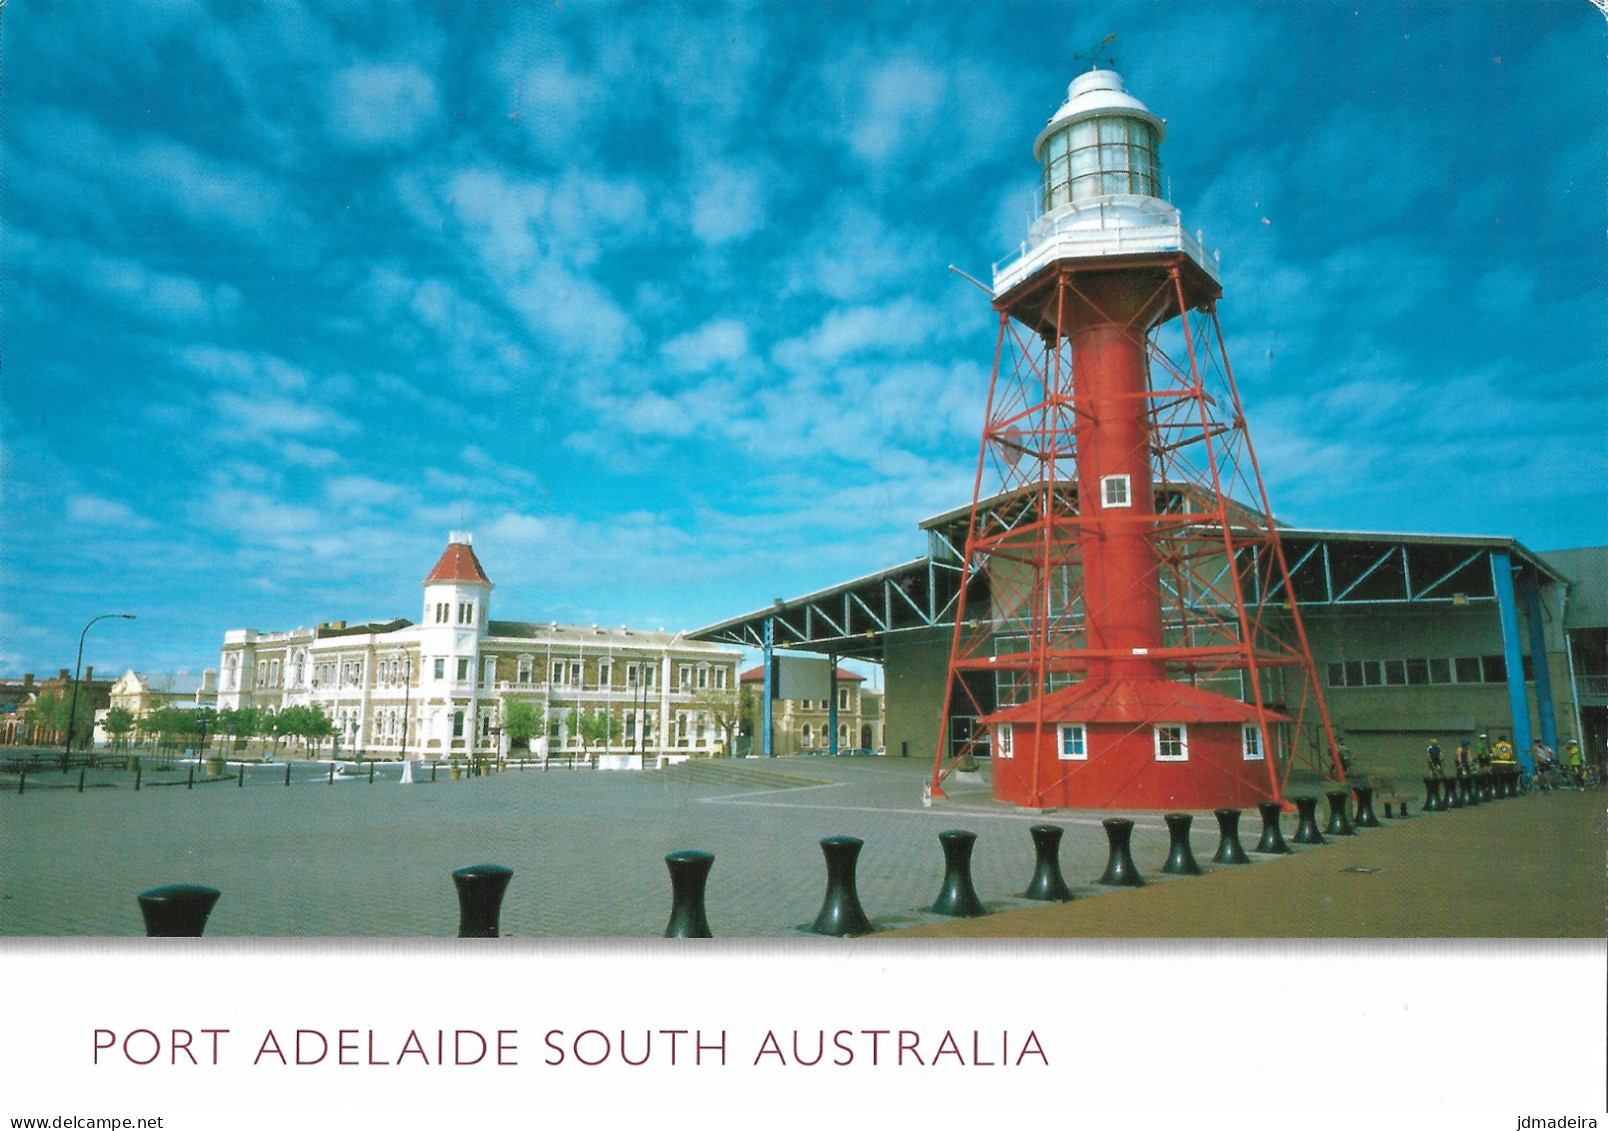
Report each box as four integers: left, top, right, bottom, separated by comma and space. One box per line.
932, 69, 1342, 810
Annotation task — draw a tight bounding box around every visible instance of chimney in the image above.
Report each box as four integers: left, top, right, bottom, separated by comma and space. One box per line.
84, 666, 93, 682
58, 669, 70, 681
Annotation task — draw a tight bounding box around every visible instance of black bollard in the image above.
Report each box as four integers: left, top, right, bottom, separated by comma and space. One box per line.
452, 864, 513, 938
1445, 775, 1463, 809
810, 836, 875, 937
1423, 777, 1441, 812
1323, 790, 1355, 836
137, 884, 221, 937
285, 763, 292, 787
1212, 808, 1252, 864
134, 764, 141, 792
1097, 818, 1144, 887
929, 829, 987, 917
237, 764, 245, 788
17, 767, 25, 794
186, 765, 194, 789
1161, 813, 1202, 875
663, 850, 715, 938
430, 762, 438, 782
368, 761, 375, 784
1290, 796, 1326, 845
1478, 773, 1495, 803
1352, 785, 1381, 828
329, 762, 336, 784
78, 767, 86, 793
1254, 800, 1291, 854
1023, 824, 1073, 902
1457, 775, 1476, 807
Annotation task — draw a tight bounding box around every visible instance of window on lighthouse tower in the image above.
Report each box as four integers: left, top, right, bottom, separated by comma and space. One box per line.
1042, 115, 1161, 211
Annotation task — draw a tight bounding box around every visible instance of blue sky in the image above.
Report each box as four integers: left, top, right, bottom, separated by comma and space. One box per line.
2, 0, 1603, 679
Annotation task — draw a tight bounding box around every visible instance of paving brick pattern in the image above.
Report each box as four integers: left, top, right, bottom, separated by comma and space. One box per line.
4, 757, 1594, 938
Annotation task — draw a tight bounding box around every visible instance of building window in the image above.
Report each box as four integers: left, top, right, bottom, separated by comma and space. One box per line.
517, 656, 533, 684
1058, 724, 1087, 761
1383, 659, 1407, 686
1454, 657, 1482, 683
696, 665, 709, 689
597, 661, 611, 688
1101, 474, 1132, 508
452, 711, 464, 738
483, 658, 496, 687
996, 723, 1014, 759
1155, 725, 1188, 762
838, 688, 850, 710
269, 659, 280, 686
1428, 658, 1453, 684
802, 724, 813, 747
1481, 655, 1507, 683
1243, 725, 1264, 762
457, 658, 470, 681
714, 668, 728, 690
839, 723, 849, 746
678, 664, 692, 690
434, 658, 445, 681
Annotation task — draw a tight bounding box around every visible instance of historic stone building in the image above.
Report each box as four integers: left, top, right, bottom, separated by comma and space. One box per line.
216, 532, 740, 765
739, 665, 883, 756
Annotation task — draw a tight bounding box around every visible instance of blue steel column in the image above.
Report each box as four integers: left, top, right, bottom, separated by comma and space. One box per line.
762, 617, 774, 758
1518, 569, 1559, 751
828, 657, 839, 756
1490, 549, 1534, 772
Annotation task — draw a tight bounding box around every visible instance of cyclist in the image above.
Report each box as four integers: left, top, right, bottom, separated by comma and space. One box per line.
1426, 737, 1444, 778
1531, 740, 1559, 791
1564, 740, 1585, 788
1475, 733, 1493, 774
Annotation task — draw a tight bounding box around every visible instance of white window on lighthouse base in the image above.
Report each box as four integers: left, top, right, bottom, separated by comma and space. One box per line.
1101, 474, 1132, 508
1243, 725, 1265, 761
1154, 724, 1188, 762
995, 723, 1014, 759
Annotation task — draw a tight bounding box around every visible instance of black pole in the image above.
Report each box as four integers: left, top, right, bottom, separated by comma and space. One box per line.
1023, 824, 1073, 902
810, 836, 874, 937
1323, 790, 1355, 836
1161, 813, 1202, 875
63, 613, 135, 772
1254, 800, 1290, 854
1097, 818, 1144, 887
663, 851, 715, 938
137, 884, 220, 937
452, 864, 513, 938
1211, 808, 1251, 864
929, 829, 987, 917
1290, 796, 1325, 844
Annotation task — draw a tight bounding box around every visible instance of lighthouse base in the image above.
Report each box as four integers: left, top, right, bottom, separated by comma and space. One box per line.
982, 678, 1286, 811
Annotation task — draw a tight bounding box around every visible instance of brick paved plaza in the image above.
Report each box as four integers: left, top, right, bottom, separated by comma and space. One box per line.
1, 756, 1601, 937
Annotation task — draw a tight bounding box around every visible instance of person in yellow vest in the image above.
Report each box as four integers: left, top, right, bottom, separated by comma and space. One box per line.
1491, 734, 1516, 770
1564, 739, 1584, 788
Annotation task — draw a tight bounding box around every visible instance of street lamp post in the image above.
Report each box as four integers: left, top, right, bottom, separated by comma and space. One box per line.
63, 613, 136, 771
399, 653, 412, 762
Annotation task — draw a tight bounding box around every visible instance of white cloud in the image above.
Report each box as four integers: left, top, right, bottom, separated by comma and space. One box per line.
690, 163, 766, 246
329, 63, 440, 147
213, 392, 358, 438
661, 319, 749, 372
67, 495, 153, 530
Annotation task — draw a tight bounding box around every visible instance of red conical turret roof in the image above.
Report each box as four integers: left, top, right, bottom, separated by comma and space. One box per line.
424, 534, 491, 586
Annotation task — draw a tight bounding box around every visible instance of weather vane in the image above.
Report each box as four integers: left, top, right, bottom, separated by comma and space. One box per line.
1072, 33, 1117, 71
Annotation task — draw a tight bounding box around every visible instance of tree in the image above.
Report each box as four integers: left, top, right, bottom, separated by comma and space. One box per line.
689, 685, 744, 756
30, 689, 96, 749
103, 707, 136, 753
501, 699, 544, 752
577, 710, 613, 752
301, 705, 338, 759
218, 706, 264, 753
